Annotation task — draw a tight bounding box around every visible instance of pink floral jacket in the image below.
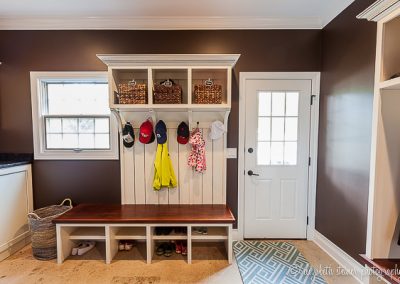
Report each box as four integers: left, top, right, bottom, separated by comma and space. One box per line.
188, 129, 206, 173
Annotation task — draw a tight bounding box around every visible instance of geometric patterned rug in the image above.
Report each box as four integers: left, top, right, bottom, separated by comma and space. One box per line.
233, 241, 327, 284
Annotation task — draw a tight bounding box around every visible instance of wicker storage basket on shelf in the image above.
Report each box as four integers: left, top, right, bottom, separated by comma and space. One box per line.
28, 199, 73, 260
117, 83, 147, 104
153, 80, 182, 104
193, 82, 223, 104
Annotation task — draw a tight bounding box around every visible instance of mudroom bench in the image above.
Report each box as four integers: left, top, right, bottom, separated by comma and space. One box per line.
53, 204, 235, 264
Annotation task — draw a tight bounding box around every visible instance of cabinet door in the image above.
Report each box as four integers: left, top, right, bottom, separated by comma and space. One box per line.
0, 170, 30, 250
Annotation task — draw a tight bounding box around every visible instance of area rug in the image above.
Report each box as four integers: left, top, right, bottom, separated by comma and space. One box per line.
233, 241, 327, 284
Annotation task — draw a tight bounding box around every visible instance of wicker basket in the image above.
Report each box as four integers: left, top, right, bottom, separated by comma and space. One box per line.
28, 199, 73, 260
153, 80, 182, 104
193, 84, 223, 104
117, 83, 147, 104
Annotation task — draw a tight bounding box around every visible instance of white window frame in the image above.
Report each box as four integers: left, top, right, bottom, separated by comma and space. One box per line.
30, 71, 119, 160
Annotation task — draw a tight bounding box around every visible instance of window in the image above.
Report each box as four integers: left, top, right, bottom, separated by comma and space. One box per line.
257, 91, 299, 166
31, 72, 118, 160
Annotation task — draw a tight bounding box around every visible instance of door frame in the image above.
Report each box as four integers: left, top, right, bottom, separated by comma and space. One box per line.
236, 72, 320, 241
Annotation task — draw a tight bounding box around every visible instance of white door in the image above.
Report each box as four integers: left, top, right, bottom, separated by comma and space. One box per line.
244, 79, 312, 238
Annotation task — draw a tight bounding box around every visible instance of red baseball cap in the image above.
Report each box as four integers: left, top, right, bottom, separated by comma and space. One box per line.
139, 120, 154, 144
177, 122, 189, 145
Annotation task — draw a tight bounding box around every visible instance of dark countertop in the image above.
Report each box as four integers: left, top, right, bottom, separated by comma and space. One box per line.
0, 153, 33, 169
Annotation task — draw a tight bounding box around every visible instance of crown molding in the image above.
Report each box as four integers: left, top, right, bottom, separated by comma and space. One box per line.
97, 54, 241, 67
357, 0, 400, 21
0, 16, 323, 30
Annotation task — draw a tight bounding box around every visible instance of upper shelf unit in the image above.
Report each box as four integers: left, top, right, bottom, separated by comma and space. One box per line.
97, 54, 240, 111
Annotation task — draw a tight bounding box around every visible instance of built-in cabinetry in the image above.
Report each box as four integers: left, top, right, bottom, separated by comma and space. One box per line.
358, 0, 400, 264
97, 54, 240, 205
56, 223, 232, 264
0, 164, 33, 261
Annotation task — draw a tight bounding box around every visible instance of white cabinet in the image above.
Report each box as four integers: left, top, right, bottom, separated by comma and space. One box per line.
0, 165, 33, 261
359, 1, 400, 259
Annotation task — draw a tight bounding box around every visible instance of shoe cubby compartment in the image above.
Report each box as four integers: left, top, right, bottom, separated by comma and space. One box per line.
108, 225, 148, 264
191, 226, 228, 240
152, 68, 188, 104
110, 68, 149, 105
191, 242, 227, 262
56, 225, 107, 263
191, 68, 229, 105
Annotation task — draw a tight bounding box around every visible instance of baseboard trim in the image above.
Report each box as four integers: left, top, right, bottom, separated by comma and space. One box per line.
312, 230, 372, 284
0, 235, 31, 262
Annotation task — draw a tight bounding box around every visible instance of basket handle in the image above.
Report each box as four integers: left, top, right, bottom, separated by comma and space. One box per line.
28, 212, 41, 219
60, 198, 72, 207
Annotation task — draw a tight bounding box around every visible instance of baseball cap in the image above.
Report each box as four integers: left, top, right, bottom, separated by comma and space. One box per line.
155, 120, 167, 144
122, 122, 135, 148
209, 120, 226, 140
139, 119, 154, 144
177, 122, 189, 145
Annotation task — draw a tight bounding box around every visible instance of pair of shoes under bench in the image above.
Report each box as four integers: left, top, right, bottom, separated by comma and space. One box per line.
71, 241, 96, 256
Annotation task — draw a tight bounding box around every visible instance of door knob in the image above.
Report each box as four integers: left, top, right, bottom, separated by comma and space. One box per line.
248, 148, 254, 153
247, 170, 259, 176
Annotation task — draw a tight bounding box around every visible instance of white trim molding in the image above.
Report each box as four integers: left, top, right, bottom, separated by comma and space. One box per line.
313, 230, 377, 284
357, 0, 400, 21
237, 72, 320, 241
0, 16, 323, 30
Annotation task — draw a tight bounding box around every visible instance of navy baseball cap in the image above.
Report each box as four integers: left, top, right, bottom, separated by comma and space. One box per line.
155, 120, 167, 144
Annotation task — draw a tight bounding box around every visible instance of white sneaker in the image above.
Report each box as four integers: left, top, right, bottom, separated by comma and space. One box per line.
71, 242, 85, 255
77, 241, 96, 256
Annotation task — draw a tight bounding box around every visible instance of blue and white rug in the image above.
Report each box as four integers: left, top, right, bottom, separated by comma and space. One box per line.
233, 241, 327, 284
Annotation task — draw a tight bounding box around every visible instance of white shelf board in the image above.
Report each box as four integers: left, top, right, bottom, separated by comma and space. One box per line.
380, 77, 400, 90
153, 232, 188, 240
111, 104, 230, 112
69, 227, 106, 240
114, 227, 146, 240
191, 227, 228, 240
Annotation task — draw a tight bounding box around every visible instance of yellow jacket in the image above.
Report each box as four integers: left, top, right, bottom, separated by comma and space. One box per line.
153, 142, 177, 190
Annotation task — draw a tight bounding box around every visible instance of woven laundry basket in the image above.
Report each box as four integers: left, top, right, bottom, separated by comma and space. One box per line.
28, 198, 72, 260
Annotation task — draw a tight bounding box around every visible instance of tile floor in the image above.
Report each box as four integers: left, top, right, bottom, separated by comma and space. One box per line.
0, 240, 373, 283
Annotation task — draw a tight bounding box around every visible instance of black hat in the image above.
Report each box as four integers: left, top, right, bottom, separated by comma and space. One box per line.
122, 122, 135, 148
155, 120, 167, 144
177, 122, 189, 145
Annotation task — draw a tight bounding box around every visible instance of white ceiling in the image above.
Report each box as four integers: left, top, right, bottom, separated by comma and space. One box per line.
0, 0, 354, 30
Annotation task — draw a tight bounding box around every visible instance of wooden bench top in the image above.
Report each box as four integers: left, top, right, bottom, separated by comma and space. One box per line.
53, 204, 235, 224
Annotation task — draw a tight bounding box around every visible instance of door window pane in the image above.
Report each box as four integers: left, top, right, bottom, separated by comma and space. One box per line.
95, 134, 110, 149
95, 118, 109, 133
272, 92, 285, 116
271, 142, 284, 165
286, 92, 299, 116
258, 117, 271, 141
62, 134, 78, 148
62, 118, 78, 133
256, 90, 299, 166
257, 142, 271, 165
284, 142, 297, 165
284, 118, 298, 141
258, 92, 271, 116
271, 118, 284, 141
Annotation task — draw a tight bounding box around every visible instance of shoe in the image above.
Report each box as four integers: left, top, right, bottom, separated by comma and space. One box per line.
119, 241, 125, 251
181, 241, 187, 256
156, 243, 166, 256
193, 227, 201, 234
175, 241, 182, 254
77, 241, 96, 256
125, 241, 134, 251
164, 243, 173, 257
201, 227, 208, 235
71, 242, 85, 255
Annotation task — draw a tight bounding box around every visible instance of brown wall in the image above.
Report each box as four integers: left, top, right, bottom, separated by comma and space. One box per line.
317, 0, 376, 260
0, 30, 321, 214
